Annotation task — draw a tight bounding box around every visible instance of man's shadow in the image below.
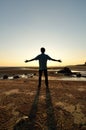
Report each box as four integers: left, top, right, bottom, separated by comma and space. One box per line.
14, 86, 57, 130
46, 86, 57, 130
13, 87, 41, 130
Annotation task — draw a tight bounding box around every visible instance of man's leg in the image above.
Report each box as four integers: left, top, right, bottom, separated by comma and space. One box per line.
38, 70, 42, 87
44, 69, 48, 87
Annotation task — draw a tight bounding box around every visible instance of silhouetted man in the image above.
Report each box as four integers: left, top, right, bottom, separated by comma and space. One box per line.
25, 47, 62, 87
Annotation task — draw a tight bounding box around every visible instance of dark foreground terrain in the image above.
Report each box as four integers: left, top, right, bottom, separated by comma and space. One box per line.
0, 78, 86, 130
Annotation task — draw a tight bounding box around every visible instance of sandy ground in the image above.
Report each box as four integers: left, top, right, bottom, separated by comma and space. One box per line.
0, 77, 86, 130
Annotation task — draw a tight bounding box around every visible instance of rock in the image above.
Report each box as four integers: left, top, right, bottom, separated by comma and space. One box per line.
58, 67, 72, 76
76, 73, 81, 77
3, 75, 8, 79
13, 75, 20, 79
34, 73, 36, 76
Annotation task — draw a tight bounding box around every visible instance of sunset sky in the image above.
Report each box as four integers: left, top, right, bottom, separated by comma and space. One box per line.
0, 0, 86, 67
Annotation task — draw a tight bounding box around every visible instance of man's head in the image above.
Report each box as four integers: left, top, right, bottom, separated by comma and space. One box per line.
40, 47, 45, 53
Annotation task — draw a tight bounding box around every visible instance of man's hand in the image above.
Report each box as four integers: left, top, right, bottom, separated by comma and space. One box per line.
58, 60, 62, 62
25, 60, 28, 63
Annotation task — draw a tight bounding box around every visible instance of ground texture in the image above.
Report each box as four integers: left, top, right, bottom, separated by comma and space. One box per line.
0, 79, 86, 130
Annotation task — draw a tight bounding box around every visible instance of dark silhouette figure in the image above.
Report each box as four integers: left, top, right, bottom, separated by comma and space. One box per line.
25, 47, 62, 87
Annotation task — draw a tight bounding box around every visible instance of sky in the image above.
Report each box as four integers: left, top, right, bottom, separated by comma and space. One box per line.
0, 0, 86, 67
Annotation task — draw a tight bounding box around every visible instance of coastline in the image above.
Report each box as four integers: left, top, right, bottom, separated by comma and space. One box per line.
0, 66, 86, 81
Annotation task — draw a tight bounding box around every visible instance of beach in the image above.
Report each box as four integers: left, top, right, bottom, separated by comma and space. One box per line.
0, 67, 86, 130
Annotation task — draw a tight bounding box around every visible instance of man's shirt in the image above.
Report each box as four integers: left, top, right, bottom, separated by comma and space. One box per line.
34, 53, 52, 70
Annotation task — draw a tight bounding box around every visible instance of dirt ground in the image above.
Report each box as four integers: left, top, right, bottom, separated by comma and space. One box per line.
0, 77, 86, 130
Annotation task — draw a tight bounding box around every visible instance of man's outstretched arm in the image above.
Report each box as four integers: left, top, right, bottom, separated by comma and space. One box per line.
25, 58, 35, 63
50, 58, 62, 62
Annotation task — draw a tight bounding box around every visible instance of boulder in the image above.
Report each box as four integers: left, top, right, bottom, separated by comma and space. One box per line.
58, 67, 72, 76
3, 75, 8, 79
13, 75, 20, 79
76, 73, 81, 77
